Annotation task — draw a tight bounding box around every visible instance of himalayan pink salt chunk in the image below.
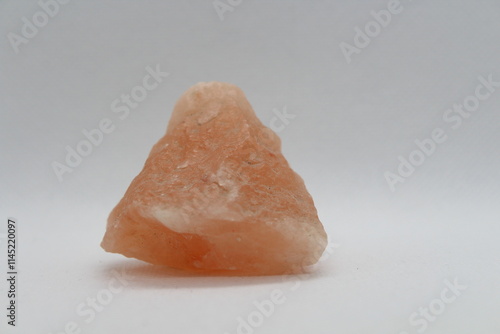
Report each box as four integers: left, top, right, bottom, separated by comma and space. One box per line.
101, 82, 328, 275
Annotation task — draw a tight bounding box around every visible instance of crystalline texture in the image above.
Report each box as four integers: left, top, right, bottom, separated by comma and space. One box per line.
101, 82, 328, 275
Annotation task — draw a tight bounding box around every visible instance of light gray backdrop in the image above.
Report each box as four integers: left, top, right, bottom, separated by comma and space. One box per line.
1, 1, 499, 333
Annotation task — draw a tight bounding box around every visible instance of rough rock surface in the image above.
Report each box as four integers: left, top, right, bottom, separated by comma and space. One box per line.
101, 82, 327, 275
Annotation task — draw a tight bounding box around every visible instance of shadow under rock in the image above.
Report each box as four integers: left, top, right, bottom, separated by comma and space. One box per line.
100, 258, 325, 289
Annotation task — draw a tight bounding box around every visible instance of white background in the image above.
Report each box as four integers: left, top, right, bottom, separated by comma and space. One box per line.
1, 1, 500, 333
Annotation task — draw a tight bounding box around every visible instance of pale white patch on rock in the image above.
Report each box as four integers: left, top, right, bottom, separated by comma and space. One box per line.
150, 207, 189, 233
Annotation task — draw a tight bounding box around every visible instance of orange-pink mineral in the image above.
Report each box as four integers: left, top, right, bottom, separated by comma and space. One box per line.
101, 82, 328, 275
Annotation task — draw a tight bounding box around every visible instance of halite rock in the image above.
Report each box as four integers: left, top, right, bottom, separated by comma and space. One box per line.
101, 82, 328, 275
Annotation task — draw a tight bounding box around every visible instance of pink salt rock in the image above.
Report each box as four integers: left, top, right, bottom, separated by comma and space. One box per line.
101, 82, 328, 275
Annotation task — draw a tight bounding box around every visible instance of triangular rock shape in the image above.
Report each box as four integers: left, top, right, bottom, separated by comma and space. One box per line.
101, 82, 328, 275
